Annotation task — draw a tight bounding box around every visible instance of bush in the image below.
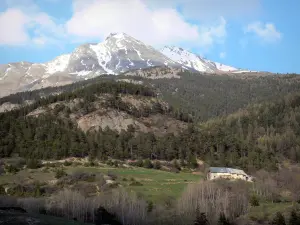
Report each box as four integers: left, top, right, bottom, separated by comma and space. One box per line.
106, 160, 114, 167
63, 161, 72, 166
58, 172, 96, 185
129, 181, 143, 186
170, 167, 180, 173
187, 155, 198, 169
5, 164, 19, 174
270, 212, 286, 225
172, 160, 181, 171
147, 200, 153, 212
250, 195, 260, 207
0, 185, 6, 195
107, 171, 118, 181
26, 159, 41, 169
153, 160, 161, 170
143, 159, 153, 169
55, 168, 67, 179
113, 161, 119, 167
72, 161, 81, 167
136, 159, 144, 167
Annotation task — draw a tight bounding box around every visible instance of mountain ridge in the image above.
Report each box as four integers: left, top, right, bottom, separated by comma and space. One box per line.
0, 32, 249, 97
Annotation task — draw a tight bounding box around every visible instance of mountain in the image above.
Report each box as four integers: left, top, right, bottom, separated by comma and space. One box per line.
0, 32, 248, 97
160, 46, 242, 73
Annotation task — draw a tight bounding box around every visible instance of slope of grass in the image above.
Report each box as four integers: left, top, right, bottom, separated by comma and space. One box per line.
247, 202, 298, 221
0, 165, 202, 202
65, 166, 202, 202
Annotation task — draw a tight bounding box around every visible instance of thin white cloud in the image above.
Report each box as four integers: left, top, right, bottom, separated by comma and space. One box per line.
0, 0, 65, 46
0, 0, 228, 49
219, 52, 226, 59
66, 0, 227, 49
245, 22, 282, 43
0, 9, 30, 45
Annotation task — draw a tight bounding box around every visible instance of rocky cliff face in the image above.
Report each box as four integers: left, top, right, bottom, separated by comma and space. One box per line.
26, 94, 187, 135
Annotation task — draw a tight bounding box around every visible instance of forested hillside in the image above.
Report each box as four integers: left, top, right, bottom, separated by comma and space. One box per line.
2, 70, 300, 122
138, 72, 300, 121
1, 77, 300, 171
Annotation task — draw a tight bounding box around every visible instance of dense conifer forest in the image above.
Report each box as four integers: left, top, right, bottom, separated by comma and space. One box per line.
1, 76, 300, 171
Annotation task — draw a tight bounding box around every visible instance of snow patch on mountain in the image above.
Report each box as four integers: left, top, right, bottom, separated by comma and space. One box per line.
214, 62, 237, 72
161, 46, 214, 72
161, 46, 243, 73
90, 43, 115, 74
46, 54, 70, 74
70, 70, 92, 76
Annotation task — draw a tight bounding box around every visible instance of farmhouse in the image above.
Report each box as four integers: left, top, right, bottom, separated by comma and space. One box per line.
207, 167, 253, 182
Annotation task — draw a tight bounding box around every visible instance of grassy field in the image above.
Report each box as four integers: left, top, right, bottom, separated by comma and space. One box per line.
0, 165, 202, 202
248, 202, 298, 219
66, 166, 202, 201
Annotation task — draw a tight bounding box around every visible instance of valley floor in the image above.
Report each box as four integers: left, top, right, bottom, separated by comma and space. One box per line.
0, 164, 202, 203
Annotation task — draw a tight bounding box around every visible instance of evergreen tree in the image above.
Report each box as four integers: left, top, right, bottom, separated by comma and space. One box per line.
194, 205, 209, 225
218, 213, 232, 225
250, 195, 260, 207
270, 212, 286, 225
289, 209, 300, 225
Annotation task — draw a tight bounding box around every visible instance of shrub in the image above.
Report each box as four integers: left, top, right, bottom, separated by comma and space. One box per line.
170, 167, 180, 173
129, 181, 143, 186
107, 171, 118, 181
113, 161, 119, 167
288, 209, 300, 225
194, 211, 209, 225
55, 168, 67, 179
58, 172, 96, 185
106, 160, 114, 167
0, 185, 6, 195
5, 164, 19, 174
250, 195, 260, 207
172, 160, 181, 171
270, 212, 286, 225
72, 162, 81, 167
63, 161, 72, 166
187, 155, 198, 169
143, 159, 153, 169
0, 166, 4, 175
26, 159, 41, 169
153, 160, 161, 170
136, 159, 144, 167
147, 200, 153, 212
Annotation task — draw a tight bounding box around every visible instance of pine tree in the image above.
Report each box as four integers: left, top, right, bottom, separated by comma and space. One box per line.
194, 206, 209, 225
218, 213, 231, 225
289, 209, 300, 225
250, 195, 260, 206
270, 212, 286, 225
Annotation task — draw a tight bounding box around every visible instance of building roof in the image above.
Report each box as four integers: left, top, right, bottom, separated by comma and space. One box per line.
209, 167, 247, 176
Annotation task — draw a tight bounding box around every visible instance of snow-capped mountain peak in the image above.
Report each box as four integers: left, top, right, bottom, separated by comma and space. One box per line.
161, 46, 240, 73
0, 33, 249, 97
45, 54, 71, 75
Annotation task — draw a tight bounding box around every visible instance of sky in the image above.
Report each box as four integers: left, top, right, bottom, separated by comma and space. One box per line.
0, 0, 299, 73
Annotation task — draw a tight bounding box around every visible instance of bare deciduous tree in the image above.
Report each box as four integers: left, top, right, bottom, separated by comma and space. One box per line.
177, 181, 248, 225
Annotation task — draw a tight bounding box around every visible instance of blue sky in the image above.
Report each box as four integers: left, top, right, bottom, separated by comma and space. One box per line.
0, 0, 299, 73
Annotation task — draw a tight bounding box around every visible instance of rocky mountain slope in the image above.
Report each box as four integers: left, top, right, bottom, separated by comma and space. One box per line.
160, 46, 241, 73
0, 32, 248, 97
